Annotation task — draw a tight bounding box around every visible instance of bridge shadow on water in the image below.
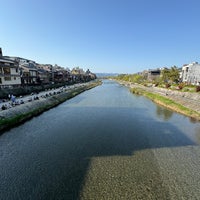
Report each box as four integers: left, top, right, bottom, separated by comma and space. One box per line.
4, 106, 196, 200
37, 106, 197, 200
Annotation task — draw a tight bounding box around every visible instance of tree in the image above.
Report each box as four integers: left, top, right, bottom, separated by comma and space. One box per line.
161, 68, 170, 83
131, 74, 144, 83
161, 66, 180, 83
170, 66, 180, 83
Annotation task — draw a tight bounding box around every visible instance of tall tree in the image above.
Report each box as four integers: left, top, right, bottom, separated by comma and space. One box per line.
170, 66, 180, 83
161, 66, 179, 83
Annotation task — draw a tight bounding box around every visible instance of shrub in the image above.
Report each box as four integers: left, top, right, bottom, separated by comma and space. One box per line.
196, 85, 200, 92
178, 83, 185, 90
183, 88, 190, 92
165, 83, 171, 88
154, 82, 159, 87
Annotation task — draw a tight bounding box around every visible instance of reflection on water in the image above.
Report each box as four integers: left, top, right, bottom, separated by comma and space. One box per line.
156, 105, 173, 121
189, 117, 199, 124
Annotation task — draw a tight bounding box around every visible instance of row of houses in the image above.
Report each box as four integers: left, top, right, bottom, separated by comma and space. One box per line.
0, 48, 96, 88
140, 62, 200, 85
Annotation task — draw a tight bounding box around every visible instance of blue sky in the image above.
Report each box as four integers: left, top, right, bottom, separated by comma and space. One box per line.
1, 0, 200, 73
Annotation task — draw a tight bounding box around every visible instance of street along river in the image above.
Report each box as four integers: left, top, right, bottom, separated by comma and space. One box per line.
0, 80, 200, 199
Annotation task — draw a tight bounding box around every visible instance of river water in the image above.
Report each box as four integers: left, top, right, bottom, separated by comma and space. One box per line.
0, 80, 200, 199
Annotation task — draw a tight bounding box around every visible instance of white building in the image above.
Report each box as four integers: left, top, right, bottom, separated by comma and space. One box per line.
181, 62, 200, 85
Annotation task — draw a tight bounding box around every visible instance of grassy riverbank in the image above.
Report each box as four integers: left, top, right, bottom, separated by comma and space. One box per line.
0, 81, 102, 133
130, 87, 200, 121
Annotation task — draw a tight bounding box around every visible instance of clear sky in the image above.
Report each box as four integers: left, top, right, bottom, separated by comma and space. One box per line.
1, 0, 200, 74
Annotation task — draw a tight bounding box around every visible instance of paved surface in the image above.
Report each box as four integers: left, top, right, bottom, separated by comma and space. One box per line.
0, 83, 86, 111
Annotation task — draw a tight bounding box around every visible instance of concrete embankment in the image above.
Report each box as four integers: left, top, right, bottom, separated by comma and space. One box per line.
118, 81, 200, 121
0, 81, 101, 133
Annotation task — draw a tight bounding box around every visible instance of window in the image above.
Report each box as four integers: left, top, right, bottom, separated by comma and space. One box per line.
3, 67, 10, 75
4, 77, 11, 81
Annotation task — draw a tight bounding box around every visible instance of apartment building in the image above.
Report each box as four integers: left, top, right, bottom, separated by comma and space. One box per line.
181, 62, 200, 85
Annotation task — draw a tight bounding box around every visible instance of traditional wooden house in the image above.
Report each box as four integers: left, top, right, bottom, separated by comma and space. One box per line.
71, 67, 85, 82
37, 68, 50, 84
52, 65, 72, 83
0, 49, 21, 88
20, 63, 38, 85
85, 69, 96, 81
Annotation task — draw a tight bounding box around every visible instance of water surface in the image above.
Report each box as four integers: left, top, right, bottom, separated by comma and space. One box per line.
0, 80, 200, 199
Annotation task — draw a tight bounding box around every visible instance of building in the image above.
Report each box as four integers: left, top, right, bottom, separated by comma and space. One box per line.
0, 48, 96, 87
146, 69, 161, 81
0, 48, 2, 57
20, 65, 38, 85
85, 69, 97, 81
0, 49, 21, 88
37, 68, 50, 84
3, 56, 36, 67
71, 67, 85, 82
3, 55, 39, 85
36, 64, 52, 84
52, 65, 71, 83
181, 62, 200, 85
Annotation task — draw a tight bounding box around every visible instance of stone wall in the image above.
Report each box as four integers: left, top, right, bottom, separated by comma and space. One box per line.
0, 81, 101, 132
120, 81, 200, 113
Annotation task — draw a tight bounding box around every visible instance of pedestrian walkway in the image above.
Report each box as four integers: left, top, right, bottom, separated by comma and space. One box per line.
127, 82, 200, 114
0, 83, 87, 111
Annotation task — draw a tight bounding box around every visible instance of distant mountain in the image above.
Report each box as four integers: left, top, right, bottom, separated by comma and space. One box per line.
95, 73, 118, 78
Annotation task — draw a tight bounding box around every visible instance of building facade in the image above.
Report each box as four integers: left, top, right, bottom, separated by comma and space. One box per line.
181, 62, 200, 85
0, 57, 21, 88
146, 69, 161, 81
0, 48, 96, 87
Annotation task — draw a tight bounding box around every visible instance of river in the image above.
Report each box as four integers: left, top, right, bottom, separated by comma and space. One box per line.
0, 80, 200, 199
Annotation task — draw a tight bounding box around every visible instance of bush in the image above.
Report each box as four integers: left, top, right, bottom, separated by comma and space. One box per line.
154, 82, 159, 87
196, 85, 200, 92
165, 83, 171, 88
178, 83, 185, 90
183, 88, 190, 92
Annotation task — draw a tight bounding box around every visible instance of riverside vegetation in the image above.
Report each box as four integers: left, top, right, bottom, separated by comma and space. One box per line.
112, 71, 200, 121
130, 87, 200, 121
0, 80, 102, 133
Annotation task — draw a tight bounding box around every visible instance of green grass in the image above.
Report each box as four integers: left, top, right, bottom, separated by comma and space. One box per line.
130, 87, 200, 120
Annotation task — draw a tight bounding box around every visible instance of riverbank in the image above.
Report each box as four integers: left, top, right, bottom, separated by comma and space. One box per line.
117, 80, 200, 121
0, 80, 102, 133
